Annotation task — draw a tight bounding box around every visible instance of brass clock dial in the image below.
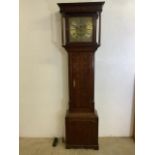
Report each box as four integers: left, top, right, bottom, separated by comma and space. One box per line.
69, 17, 93, 42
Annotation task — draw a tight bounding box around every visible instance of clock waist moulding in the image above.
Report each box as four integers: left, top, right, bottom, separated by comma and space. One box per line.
57, 2, 105, 149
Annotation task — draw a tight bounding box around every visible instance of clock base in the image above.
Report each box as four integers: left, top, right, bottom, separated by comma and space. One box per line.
66, 144, 99, 150
65, 110, 99, 149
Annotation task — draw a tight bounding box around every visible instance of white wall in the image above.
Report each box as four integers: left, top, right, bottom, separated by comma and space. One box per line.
20, 0, 135, 137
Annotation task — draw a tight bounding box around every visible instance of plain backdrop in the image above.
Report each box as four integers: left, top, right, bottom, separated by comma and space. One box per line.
20, 0, 135, 137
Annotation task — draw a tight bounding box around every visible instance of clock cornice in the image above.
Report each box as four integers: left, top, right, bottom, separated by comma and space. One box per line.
57, 2, 105, 13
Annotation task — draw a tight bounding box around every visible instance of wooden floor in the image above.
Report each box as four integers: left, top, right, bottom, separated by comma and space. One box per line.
19, 137, 135, 155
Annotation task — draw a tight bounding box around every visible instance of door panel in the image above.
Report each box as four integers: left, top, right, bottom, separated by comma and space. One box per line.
69, 52, 94, 111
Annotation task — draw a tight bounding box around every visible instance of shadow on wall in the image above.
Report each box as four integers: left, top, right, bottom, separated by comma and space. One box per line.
130, 79, 135, 137
50, 11, 69, 137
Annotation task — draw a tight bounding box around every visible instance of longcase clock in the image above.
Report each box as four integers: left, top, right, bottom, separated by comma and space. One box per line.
58, 2, 105, 149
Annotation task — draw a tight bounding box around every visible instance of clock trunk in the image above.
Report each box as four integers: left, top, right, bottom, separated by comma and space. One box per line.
68, 52, 94, 112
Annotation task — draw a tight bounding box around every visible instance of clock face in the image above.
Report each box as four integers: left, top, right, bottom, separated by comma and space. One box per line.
69, 17, 93, 42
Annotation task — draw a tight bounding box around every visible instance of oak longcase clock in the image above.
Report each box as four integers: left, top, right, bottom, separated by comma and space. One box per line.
58, 2, 105, 149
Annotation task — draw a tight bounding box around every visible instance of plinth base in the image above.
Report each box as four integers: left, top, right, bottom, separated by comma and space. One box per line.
66, 144, 99, 150
65, 110, 99, 149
